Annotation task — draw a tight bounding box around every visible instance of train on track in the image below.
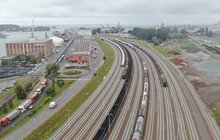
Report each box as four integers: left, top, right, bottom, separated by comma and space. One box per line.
0, 78, 48, 127
132, 65, 149, 140
94, 38, 133, 140
115, 38, 167, 87
101, 38, 126, 67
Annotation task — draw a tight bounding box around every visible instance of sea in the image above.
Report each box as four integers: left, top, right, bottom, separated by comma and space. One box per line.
0, 26, 72, 58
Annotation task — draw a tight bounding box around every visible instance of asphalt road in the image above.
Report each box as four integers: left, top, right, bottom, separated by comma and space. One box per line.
4, 37, 104, 140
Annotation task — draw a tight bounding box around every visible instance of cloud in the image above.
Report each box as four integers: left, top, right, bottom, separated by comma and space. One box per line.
0, 0, 220, 25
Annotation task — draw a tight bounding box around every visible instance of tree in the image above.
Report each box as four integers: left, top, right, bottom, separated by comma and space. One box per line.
8, 99, 13, 109
46, 88, 55, 97
92, 29, 97, 35
180, 29, 187, 37
2, 104, 8, 113
130, 27, 169, 43
45, 63, 60, 90
25, 83, 33, 92
96, 28, 101, 33
15, 84, 26, 99
57, 80, 65, 87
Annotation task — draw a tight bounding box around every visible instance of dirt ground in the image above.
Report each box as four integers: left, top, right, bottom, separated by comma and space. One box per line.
170, 45, 220, 108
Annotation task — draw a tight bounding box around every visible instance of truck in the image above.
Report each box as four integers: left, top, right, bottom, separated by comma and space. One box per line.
18, 99, 32, 113
36, 85, 44, 93
0, 110, 20, 126
28, 92, 39, 102
41, 79, 48, 87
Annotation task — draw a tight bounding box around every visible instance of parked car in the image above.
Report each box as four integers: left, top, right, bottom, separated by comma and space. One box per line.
2, 88, 8, 92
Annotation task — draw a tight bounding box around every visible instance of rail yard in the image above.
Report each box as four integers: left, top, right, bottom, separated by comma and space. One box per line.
47, 37, 220, 140
1, 34, 220, 140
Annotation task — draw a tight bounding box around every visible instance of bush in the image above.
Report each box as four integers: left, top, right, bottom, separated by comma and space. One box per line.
2, 104, 8, 113
46, 88, 55, 97
25, 83, 33, 92
15, 85, 27, 99
64, 70, 82, 75
57, 80, 65, 87
8, 99, 13, 109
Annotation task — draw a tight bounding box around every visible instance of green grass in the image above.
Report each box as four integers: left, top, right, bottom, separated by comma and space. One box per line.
24, 36, 115, 140
0, 99, 22, 118
181, 40, 196, 49
0, 80, 74, 139
212, 108, 220, 127
63, 70, 82, 75
126, 38, 176, 57
0, 77, 31, 100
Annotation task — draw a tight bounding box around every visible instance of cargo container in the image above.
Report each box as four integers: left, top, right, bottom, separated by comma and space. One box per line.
0, 110, 20, 126
18, 99, 32, 113
36, 85, 44, 93
28, 92, 39, 102
41, 79, 48, 87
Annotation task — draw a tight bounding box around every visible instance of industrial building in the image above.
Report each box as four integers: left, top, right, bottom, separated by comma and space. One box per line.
5, 39, 53, 59
68, 37, 91, 65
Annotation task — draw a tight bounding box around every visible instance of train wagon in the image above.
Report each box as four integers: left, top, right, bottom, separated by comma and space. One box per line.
161, 74, 167, 87
132, 115, 145, 140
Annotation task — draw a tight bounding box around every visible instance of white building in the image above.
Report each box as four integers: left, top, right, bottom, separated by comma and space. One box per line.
49, 36, 64, 47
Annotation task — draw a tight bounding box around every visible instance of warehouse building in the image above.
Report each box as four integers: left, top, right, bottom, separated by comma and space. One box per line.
48, 36, 64, 47
68, 37, 91, 65
5, 39, 53, 59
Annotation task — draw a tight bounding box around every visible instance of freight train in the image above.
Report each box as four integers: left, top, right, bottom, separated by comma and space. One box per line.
132, 65, 149, 140
116, 39, 167, 87
0, 78, 48, 127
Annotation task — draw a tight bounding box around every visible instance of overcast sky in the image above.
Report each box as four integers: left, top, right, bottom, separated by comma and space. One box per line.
0, 0, 220, 26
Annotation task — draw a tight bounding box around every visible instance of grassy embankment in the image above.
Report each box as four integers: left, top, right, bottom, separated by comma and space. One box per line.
24, 37, 115, 140
1, 80, 74, 139
181, 40, 196, 49
212, 108, 220, 127
125, 38, 179, 57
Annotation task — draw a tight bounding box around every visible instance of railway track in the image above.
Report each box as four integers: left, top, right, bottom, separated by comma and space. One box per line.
106, 43, 143, 140
130, 41, 220, 140
51, 39, 126, 140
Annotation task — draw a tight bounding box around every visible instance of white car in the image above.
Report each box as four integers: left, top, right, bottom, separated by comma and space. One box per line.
49, 101, 57, 109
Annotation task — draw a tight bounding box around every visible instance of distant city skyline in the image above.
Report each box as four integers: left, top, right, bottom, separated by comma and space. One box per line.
0, 0, 220, 26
